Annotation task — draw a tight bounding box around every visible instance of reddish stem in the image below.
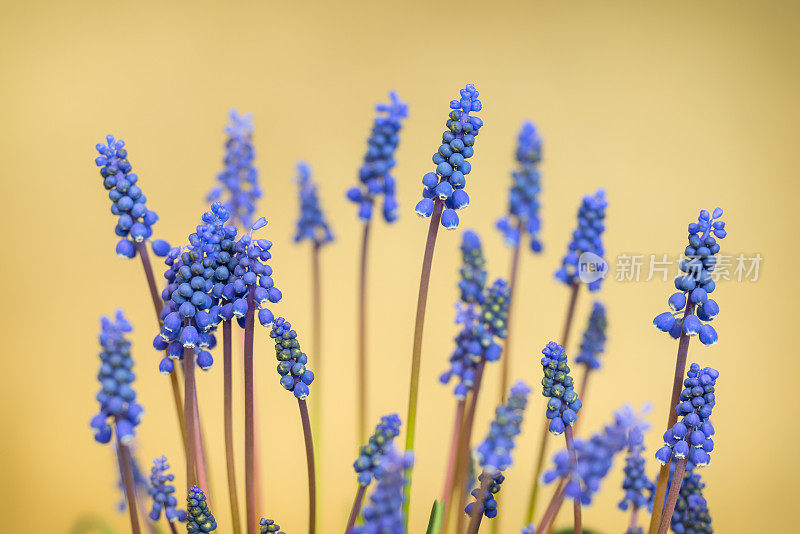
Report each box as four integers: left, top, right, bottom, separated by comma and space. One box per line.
243, 287, 256, 533
345, 484, 367, 533
499, 218, 524, 402
357, 221, 371, 445
298, 399, 317, 534
441, 398, 466, 518
116, 434, 142, 534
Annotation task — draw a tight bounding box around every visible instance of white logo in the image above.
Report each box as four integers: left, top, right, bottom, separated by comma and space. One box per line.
578, 252, 608, 284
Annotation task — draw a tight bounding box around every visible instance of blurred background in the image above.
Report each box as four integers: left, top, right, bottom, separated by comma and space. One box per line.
1, 0, 798, 532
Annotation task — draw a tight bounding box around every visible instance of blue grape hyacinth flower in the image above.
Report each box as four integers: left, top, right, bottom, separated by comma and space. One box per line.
94, 135, 168, 259
259, 518, 286, 533
270, 317, 315, 400
670, 471, 713, 533
458, 230, 488, 305
540, 342, 582, 435
415, 84, 484, 229
207, 109, 262, 229
521, 525, 536, 534
354, 414, 402, 487
347, 91, 408, 223
575, 302, 608, 370
186, 485, 216, 533
653, 208, 726, 345
618, 428, 655, 514
554, 190, 607, 291
351, 446, 413, 534
90, 310, 143, 445
496, 121, 544, 252
294, 161, 334, 246
655, 364, 719, 469
147, 456, 187, 523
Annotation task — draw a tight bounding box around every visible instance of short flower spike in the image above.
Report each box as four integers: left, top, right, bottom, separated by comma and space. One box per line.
575, 302, 608, 370
294, 161, 334, 246
186, 485, 216, 533
540, 341, 582, 435
270, 318, 315, 400
350, 446, 413, 534
554, 190, 607, 291
354, 414, 402, 487
147, 456, 187, 523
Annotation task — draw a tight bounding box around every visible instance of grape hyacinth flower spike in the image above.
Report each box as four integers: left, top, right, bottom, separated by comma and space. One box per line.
260, 518, 286, 533
89, 310, 143, 534
404, 84, 484, 528
496, 121, 544, 404
575, 302, 608, 403
271, 317, 316, 534
347, 91, 407, 443
554, 189, 608, 293
618, 428, 655, 534
148, 456, 187, 526
648, 208, 725, 534
207, 109, 261, 229
465, 382, 530, 533
351, 446, 414, 534
187, 485, 217, 533
346, 414, 403, 532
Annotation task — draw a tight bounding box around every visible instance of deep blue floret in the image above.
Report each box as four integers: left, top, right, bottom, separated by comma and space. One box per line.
655, 364, 719, 469
259, 518, 286, 533
294, 161, 334, 246
554, 190, 607, 291
350, 446, 413, 534
540, 341, 582, 435
94, 135, 167, 259
354, 414, 402, 486
618, 428, 655, 513
207, 110, 262, 228
270, 317, 315, 400
575, 302, 608, 370
186, 485, 216, 533
653, 208, 726, 345
497, 121, 543, 252
148, 456, 187, 523
415, 84, 484, 229
670, 471, 713, 533
347, 91, 408, 223
90, 310, 142, 445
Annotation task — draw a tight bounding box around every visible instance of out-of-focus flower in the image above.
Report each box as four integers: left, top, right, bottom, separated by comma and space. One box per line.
354, 414, 402, 487
294, 161, 334, 246
554, 190, 607, 291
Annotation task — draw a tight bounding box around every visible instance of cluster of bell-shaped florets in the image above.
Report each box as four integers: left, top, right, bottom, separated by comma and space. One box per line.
481, 279, 510, 339
476, 381, 530, 472
207, 109, 262, 229
270, 317, 315, 400
670, 471, 713, 534
575, 302, 608, 370
653, 208, 726, 345
351, 446, 413, 534
541, 341, 582, 435
354, 413, 402, 487
554, 189, 607, 291
496, 121, 544, 252
94, 135, 168, 259
90, 310, 143, 445
656, 364, 719, 468
459, 230, 488, 305
618, 427, 655, 513
543, 405, 649, 505
147, 456, 186, 523
186, 485, 216, 533
464, 472, 505, 520
294, 161, 334, 246
347, 91, 408, 223
415, 84, 484, 229
259, 518, 285, 533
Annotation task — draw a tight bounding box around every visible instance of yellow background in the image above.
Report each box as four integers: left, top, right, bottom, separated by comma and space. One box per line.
1, 0, 798, 532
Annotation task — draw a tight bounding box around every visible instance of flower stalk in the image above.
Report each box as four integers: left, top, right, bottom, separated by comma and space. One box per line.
222, 320, 242, 534
298, 399, 317, 534
243, 287, 257, 533
357, 221, 371, 444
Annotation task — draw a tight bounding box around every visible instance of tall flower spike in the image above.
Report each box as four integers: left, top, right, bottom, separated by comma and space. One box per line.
207, 110, 261, 229
540, 341, 582, 435
670, 472, 713, 533
148, 456, 186, 523
351, 447, 414, 534
618, 428, 655, 515
259, 518, 286, 533
575, 302, 608, 370
554, 189, 608, 291
93, 135, 168, 259
655, 364, 719, 469
186, 485, 217, 533
496, 121, 544, 252
653, 208, 726, 345
354, 414, 402, 486
415, 84, 484, 229
90, 310, 142, 445
347, 91, 408, 222
270, 317, 315, 400
294, 161, 334, 246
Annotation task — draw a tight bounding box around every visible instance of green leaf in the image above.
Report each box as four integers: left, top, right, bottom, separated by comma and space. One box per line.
425, 500, 445, 534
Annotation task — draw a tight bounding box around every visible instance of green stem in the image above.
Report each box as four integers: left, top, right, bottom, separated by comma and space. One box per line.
403, 200, 444, 528
223, 320, 242, 534
298, 399, 317, 534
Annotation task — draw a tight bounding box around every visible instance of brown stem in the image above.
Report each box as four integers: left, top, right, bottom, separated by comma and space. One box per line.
168, 371, 186, 448
345, 484, 367, 533
243, 286, 256, 534
117, 435, 142, 534
564, 426, 582, 534
573, 365, 591, 435
466, 471, 493, 534
298, 399, 317, 534
535, 478, 566, 533
182, 336, 197, 492
454, 356, 487, 534
629, 505, 640, 532
357, 221, 371, 444
500, 218, 524, 403
192, 390, 211, 503
168, 521, 178, 534
648, 302, 695, 534
657, 458, 687, 534
223, 321, 242, 533
441, 398, 466, 518
403, 200, 444, 527
561, 282, 580, 349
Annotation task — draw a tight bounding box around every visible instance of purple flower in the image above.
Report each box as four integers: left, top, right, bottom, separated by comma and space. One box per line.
294, 161, 334, 246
